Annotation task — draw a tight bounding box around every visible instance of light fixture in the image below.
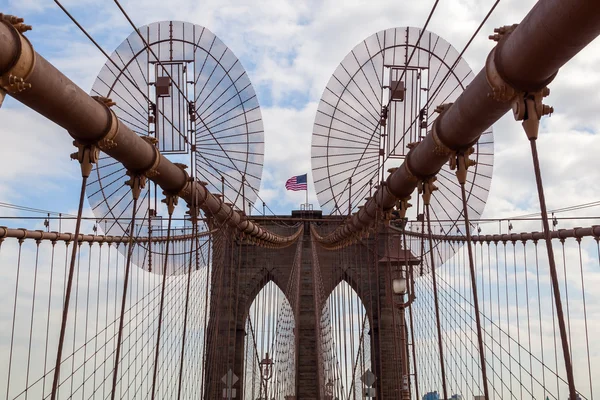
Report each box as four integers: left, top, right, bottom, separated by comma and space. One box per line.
393, 278, 407, 295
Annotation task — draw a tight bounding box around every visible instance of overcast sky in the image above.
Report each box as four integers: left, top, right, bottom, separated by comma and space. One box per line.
1, 1, 600, 399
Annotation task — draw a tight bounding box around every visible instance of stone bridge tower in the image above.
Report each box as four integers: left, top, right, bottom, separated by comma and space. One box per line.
204, 211, 416, 399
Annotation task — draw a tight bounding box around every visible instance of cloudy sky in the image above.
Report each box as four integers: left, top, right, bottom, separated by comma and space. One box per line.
1, 0, 599, 234
1, 1, 600, 399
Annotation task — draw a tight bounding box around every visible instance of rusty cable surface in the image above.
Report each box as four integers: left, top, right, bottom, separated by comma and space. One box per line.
393, 224, 600, 243
312, 0, 600, 247
0, 226, 213, 244
0, 19, 300, 248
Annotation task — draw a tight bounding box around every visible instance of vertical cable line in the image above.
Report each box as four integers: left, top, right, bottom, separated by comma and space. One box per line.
110, 195, 140, 400
528, 138, 577, 400
177, 203, 200, 398
425, 203, 448, 400
457, 158, 490, 400
50, 172, 89, 400
150, 209, 174, 400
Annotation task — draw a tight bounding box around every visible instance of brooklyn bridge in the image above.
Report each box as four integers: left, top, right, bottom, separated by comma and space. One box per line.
0, 0, 599, 399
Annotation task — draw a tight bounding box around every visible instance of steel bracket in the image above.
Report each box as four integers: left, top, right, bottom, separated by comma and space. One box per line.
161, 192, 179, 216
514, 88, 553, 140
125, 171, 147, 201
418, 176, 438, 206
70, 141, 99, 178
448, 147, 476, 185
0, 15, 35, 102
140, 136, 161, 178
397, 196, 412, 220
89, 97, 119, 151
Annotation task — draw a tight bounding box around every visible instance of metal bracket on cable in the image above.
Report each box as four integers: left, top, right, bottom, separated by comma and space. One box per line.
0, 14, 34, 108
186, 201, 200, 225
513, 87, 553, 140
70, 141, 99, 178
448, 147, 477, 185
140, 136, 161, 178
417, 176, 438, 206
486, 24, 521, 103
430, 103, 455, 157
125, 171, 146, 201
90, 96, 119, 151
161, 192, 178, 216
396, 196, 412, 221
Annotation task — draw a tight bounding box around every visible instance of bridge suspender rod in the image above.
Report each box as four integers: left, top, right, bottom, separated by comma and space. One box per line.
522, 110, 577, 399
405, 231, 420, 400
453, 150, 490, 400
109, 173, 143, 400
50, 143, 97, 400
150, 195, 176, 400
421, 178, 448, 400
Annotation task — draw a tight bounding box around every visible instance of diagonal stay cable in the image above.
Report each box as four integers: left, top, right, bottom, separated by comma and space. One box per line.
53, 0, 188, 145
330, 0, 440, 210
112, 0, 277, 216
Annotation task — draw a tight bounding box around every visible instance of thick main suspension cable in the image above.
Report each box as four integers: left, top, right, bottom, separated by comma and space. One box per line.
0, 19, 299, 247
312, 0, 600, 248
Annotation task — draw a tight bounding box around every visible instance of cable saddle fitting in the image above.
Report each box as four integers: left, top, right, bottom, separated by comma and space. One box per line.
418, 177, 439, 206
448, 147, 477, 185
125, 171, 146, 201
0, 14, 35, 108
70, 141, 99, 178
161, 192, 178, 216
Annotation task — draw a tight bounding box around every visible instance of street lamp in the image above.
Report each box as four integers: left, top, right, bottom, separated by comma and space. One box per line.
260, 352, 273, 400
393, 268, 415, 400
393, 277, 407, 295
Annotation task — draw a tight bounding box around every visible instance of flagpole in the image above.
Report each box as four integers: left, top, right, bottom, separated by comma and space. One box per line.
305, 188, 308, 208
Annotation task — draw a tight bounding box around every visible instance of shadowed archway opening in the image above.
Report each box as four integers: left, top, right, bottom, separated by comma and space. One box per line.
243, 280, 295, 400
321, 280, 372, 400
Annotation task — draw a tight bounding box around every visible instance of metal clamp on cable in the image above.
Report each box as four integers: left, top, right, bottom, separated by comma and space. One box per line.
0, 14, 35, 108
486, 24, 520, 103
448, 147, 477, 185
89, 96, 119, 151
125, 170, 146, 201
161, 192, 178, 216
186, 201, 200, 225
140, 136, 162, 178
70, 140, 99, 178
418, 176, 438, 206
513, 87, 553, 141
430, 103, 454, 156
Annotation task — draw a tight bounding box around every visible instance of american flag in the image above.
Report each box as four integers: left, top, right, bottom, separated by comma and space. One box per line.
285, 174, 308, 191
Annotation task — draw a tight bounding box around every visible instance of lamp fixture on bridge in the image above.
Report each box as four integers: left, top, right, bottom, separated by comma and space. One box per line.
393, 277, 407, 295
260, 352, 274, 399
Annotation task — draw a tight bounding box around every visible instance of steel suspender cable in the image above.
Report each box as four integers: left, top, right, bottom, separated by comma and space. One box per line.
110, 185, 141, 400
150, 206, 174, 400
528, 138, 577, 400
50, 147, 93, 400
425, 203, 448, 400
454, 150, 490, 400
